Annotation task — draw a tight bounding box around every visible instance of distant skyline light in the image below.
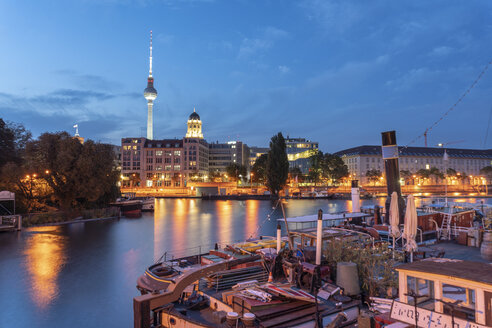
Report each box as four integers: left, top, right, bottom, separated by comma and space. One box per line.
0, 1, 492, 152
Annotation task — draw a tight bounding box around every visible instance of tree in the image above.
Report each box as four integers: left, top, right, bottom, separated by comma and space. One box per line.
400, 170, 413, 185
322, 153, 349, 185
251, 154, 268, 184
308, 151, 323, 185
266, 132, 289, 196
225, 163, 247, 182
480, 166, 492, 183
0, 119, 31, 168
25, 132, 119, 210
429, 167, 444, 184
366, 169, 382, 186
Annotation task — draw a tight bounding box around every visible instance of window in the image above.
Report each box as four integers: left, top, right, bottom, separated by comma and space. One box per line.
164, 158, 171, 164
164, 181, 171, 187
156, 158, 162, 163
174, 158, 180, 164
156, 150, 163, 156
442, 283, 475, 307
406, 276, 434, 306
147, 158, 153, 163
147, 165, 153, 171
174, 165, 181, 171
174, 150, 181, 156
174, 181, 180, 187
147, 151, 153, 156
165, 165, 172, 171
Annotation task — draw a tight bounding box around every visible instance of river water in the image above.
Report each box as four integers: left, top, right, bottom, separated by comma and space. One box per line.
0, 197, 488, 328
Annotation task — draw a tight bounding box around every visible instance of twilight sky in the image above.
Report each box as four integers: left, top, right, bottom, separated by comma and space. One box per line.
1, 0, 492, 152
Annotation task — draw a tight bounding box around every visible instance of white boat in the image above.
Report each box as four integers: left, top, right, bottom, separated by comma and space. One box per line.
141, 197, 155, 212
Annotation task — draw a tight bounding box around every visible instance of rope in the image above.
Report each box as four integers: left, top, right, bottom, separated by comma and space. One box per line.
402, 59, 492, 150
483, 105, 492, 148
248, 198, 281, 239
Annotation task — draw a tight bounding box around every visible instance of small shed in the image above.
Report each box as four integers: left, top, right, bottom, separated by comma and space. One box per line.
395, 258, 492, 326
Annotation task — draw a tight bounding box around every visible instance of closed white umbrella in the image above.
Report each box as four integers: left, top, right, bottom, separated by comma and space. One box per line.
403, 195, 418, 262
389, 191, 400, 258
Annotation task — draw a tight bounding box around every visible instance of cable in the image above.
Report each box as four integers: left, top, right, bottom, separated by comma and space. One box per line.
483, 105, 492, 148
402, 59, 492, 150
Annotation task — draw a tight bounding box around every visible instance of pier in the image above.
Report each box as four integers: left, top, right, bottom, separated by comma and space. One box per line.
0, 215, 22, 232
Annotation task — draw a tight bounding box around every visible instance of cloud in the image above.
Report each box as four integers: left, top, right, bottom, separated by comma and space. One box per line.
429, 46, 453, 57
55, 70, 123, 91
238, 38, 272, 59
278, 65, 290, 74
237, 26, 289, 59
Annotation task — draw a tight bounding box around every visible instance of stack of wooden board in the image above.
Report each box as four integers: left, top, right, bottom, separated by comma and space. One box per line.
205, 266, 268, 290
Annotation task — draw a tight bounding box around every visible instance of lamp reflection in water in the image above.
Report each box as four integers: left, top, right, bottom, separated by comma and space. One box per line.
24, 226, 67, 309
216, 201, 233, 243
245, 200, 259, 238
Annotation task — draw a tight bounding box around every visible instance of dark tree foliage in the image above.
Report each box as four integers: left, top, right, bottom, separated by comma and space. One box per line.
321, 153, 348, 185
0, 118, 31, 167
25, 132, 119, 209
366, 169, 382, 186
308, 151, 348, 185
266, 132, 289, 196
480, 166, 492, 180
308, 151, 323, 185
225, 163, 247, 181
251, 154, 268, 184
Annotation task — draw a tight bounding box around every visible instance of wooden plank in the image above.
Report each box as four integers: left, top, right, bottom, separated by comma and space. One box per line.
259, 303, 333, 327
252, 301, 312, 319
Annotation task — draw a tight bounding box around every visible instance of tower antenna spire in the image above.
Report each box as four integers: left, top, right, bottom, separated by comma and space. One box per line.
149, 30, 153, 77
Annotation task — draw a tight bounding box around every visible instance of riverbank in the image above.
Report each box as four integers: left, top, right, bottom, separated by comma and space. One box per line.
21, 207, 120, 227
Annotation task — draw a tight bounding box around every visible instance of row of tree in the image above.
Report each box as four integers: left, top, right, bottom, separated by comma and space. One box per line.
365, 166, 492, 186
0, 119, 119, 213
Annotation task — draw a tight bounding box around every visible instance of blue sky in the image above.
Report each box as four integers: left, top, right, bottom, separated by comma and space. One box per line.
0, 0, 492, 152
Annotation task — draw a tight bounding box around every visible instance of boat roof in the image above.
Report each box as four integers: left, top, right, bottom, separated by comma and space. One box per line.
278, 212, 371, 223
396, 258, 492, 285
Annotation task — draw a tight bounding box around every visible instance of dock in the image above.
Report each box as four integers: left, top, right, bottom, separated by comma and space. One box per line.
0, 215, 22, 232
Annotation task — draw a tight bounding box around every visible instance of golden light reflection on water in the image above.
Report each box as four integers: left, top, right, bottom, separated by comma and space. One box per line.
216, 201, 233, 243
154, 199, 167, 260
24, 226, 67, 309
245, 200, 259, 238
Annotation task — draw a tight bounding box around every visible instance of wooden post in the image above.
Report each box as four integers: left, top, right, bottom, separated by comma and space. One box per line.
316, 209, 323, 265
381, 131, 405, 224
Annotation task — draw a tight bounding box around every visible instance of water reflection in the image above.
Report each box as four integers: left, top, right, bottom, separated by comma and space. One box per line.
216, 201, 233, 243
245, 200, 260, 238
24, 226, 67, 309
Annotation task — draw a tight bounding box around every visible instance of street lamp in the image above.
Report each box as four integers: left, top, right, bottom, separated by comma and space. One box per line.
438, 143, 449, 206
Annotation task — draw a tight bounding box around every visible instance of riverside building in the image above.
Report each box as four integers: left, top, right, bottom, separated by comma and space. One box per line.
285, 137, 318, 173
335, 145, 492, 185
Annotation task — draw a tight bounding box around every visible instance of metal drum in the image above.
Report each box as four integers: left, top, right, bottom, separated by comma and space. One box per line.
480, 231, 492, 261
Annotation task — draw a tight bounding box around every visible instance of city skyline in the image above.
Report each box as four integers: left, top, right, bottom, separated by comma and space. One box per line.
1, 1, 492, 152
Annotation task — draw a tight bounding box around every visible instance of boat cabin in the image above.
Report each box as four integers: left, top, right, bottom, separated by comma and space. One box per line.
393, 258, 492, 327
278, 212, 372, 231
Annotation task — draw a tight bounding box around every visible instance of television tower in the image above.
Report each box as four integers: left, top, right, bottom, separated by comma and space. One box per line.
144, 30, 157, 140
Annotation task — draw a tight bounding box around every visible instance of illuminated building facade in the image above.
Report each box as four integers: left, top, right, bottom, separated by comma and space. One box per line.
121, 109, 210, 187
209, 141, 250, 174
185, 108, 203, 139
285, 137, 319, 173
335, 145, 492, 185
249, 147, 269, 167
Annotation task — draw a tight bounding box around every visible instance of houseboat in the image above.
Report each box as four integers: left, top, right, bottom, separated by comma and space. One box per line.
134, 230, 363, 328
